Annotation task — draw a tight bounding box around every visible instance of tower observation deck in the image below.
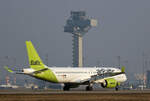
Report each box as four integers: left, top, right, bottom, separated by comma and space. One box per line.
64, 11, 97, 67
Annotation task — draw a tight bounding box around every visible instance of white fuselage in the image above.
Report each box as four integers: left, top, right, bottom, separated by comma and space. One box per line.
52, 67, 127, 83
24, 67, 127, 84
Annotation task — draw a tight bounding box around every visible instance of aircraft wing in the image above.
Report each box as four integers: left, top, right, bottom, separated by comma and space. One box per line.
79, 75, 106, 84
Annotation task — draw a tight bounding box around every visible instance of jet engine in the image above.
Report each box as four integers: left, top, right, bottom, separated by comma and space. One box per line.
101, 78, 118, 88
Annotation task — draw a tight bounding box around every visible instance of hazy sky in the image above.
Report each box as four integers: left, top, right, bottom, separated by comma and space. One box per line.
0, 0, 150, 81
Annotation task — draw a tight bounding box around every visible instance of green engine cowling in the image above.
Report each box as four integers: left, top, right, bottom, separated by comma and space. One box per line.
101, 78, 119, 88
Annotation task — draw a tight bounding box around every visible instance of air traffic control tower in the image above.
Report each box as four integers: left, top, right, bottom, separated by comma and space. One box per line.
64, 11, 97, 67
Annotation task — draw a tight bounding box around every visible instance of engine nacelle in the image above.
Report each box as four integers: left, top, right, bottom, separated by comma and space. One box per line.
101, 78, 118, 88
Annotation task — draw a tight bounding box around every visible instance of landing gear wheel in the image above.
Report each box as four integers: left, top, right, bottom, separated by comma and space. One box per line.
115, 86, 119, 91
86, 86, 93, 91
63, 86, 70, 91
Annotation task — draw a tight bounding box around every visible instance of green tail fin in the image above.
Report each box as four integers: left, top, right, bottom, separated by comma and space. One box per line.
121, 66, 125, 73
26, 41, 46, 70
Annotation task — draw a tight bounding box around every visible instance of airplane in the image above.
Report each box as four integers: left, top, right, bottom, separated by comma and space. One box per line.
5, 41, 127, 91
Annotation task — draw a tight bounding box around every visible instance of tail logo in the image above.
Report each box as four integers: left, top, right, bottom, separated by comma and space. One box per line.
30, 60, 41, 65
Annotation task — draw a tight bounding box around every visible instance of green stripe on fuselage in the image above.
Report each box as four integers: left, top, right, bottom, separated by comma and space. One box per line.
33, 68, 58, 83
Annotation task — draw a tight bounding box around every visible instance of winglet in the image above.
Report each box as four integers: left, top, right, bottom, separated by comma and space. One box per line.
4, 66, 14, 73
121, 66, 125, 73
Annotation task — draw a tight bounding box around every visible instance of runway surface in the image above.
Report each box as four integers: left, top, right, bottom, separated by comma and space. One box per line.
0, 89, 150, 101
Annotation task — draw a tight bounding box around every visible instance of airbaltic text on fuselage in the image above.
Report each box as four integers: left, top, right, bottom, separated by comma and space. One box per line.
55, 68, 116, 74
30, 60, 41, 65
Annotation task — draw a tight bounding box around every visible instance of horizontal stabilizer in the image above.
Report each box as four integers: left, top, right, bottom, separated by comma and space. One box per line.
4, 66, 14, 73
4, 66, 25, 74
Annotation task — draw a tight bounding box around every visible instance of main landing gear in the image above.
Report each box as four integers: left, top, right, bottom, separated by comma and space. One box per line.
115, 86, 119, 91
63, 84, 70, 91
115, 83, 119, 91
63, 83, 79, 91
86, 86, 93, 91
